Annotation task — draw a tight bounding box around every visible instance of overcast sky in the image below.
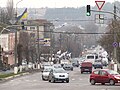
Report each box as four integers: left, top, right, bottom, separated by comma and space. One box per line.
0, 0, 118, 8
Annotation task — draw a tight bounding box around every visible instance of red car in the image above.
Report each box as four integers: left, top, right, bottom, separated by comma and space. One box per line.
90, 69, 120, 85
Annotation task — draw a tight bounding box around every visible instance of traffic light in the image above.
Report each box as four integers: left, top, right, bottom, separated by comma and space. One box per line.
21, 21, 25, 30
86, 5, 91, 16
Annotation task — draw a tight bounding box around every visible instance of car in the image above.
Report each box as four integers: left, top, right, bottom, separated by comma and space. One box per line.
80, 62, 92, 74
63, 64, 73, 71
93, 60, 103, 69
41, 62, 52, 71
71, 59, 79, 67
48, 68, 69, 83
52, 64, 62, 68
42, 67, 53, 81
90, 69, 120, 85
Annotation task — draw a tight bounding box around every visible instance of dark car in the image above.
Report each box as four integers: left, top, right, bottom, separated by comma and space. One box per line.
63, 64, 73, 71
80, 62, 92, 74
93, 60, 103, 69
71, 60, 79, 67
90, 69, 120, 85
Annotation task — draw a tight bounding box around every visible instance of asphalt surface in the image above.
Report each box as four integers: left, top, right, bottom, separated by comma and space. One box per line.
0, 67, 120, 90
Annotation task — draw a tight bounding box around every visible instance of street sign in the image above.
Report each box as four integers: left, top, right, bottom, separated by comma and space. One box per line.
95, 14, 104, 24
36, 38, 51, 46
112, 42, 118, 47
9, 18, 17, 25
95, 1, 105, 10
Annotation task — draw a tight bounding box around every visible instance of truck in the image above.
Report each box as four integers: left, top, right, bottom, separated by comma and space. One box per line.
80, 62, 92, 74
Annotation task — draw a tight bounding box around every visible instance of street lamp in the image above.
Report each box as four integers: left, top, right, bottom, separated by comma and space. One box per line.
13, 0, 23, 74
15, 0, 23, 18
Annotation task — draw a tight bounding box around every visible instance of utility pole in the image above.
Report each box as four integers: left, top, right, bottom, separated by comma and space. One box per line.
37, 25, 40, 63
113, 3, 117, 64
0, 45, 1, 61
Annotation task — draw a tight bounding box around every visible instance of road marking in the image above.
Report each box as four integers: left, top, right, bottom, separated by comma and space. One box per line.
72, 78, 75, 80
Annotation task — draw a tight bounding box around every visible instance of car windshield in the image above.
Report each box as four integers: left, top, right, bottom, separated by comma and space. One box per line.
107, 70, 119, 75
43, 68, 52, 72
64, 64, 72, 66
94, 60, 102, 64
87, 56, 94, 59
53, 68, 66, 73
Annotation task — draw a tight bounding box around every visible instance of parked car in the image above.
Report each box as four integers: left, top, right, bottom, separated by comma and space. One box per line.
42, 67, 53, 81
93, 60, 103, 69
63, 64, 73, 71
90, 69, 120, 85
80, 62, 92, 74
48, 68, 69, 83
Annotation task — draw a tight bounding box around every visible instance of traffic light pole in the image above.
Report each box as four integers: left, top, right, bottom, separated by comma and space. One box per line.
90, 7, 119, 71
90, 10, 120, 19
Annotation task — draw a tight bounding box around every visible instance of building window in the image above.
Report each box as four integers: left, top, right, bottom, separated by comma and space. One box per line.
30, 26, 36, 30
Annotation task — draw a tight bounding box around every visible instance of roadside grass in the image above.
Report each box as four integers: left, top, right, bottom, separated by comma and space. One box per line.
0, 72, 23, 79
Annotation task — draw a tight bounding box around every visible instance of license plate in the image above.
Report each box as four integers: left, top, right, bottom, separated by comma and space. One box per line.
85, 69, 89, 71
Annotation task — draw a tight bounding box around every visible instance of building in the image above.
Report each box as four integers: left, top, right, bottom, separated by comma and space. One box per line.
0, 19, 54, 66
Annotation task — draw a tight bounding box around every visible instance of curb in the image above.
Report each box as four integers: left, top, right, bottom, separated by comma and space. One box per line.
0, 72, 30, 83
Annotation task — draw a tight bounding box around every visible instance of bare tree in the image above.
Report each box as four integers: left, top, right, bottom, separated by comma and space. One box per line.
98, 20, 120, 63
6, 0, 14, 20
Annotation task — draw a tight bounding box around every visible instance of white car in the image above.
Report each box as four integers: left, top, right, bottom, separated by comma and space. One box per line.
42, 67, 53, 80
48, 68, 69, 83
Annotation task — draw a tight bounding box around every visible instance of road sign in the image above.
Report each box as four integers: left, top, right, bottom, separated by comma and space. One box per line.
9, 18, 17, 25
95, 1, 105, 10
112, 42, 118, 47
95, 14, 104, 24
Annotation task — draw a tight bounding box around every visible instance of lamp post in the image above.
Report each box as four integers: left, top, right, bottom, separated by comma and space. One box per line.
15, 0, 23, 18
50, 25, 54, 62
14, 0, 23, 74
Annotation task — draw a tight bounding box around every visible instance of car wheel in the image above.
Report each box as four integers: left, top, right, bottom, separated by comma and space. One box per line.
66, 80, 69, 83
90, 79, 95, 85
109, 79, 115, 85
48, 79, 51, 82
42, 76, 45, 81
51, 77, 55, 83
48, 77, 51, 82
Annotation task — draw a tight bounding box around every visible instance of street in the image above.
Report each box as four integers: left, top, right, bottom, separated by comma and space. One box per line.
0, 67, 120, 90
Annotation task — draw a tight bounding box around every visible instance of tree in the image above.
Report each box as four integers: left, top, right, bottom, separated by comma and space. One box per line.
98, 20, 120, 63
0, 0, 14, 25
6, 0, 14, 21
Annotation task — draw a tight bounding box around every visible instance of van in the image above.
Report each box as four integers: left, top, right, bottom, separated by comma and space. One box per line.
85, 54, 98, 65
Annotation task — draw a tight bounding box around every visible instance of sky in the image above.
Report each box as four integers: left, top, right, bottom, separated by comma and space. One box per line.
0, 0, 118, 8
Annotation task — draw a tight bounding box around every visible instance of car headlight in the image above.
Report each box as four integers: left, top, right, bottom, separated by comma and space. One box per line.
114, 76, 120, 79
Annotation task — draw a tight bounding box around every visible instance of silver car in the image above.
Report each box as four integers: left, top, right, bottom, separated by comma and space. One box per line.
48, 68, 69, 83
42, 67, 53, 80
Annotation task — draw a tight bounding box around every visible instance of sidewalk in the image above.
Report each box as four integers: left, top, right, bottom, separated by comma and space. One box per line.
0, 69, 41, 83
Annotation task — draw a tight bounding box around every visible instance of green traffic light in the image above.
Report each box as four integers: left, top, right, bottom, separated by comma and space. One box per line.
86, 12, 91, 16
86, 5, 91, 16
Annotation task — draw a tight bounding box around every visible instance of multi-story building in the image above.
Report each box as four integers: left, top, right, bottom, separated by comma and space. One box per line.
0, 19, 54, 65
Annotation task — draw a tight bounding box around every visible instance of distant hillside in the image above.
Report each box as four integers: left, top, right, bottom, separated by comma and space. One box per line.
17, 1, 120, 28
43, 1, 120, 27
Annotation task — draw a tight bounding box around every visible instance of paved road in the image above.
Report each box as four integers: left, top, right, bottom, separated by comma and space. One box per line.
0, 67, 120, 90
